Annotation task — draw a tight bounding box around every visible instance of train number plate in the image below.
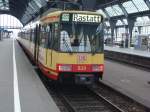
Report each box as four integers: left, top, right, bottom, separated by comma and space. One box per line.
77, 65, 86, 71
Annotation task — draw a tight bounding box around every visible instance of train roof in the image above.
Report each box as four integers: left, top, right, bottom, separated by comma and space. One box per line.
46, 10, 102, 17
48, 10, 103, 15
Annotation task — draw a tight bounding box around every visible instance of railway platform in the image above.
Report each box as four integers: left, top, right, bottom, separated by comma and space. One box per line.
104, 46, 150, 69
0, 38, 60, 112
105, 46, 150, 58
103, 46, 150, 108
103, 59, 150, 108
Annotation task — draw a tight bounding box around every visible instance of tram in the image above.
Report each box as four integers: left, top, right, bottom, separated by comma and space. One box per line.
18, 10, 104, 84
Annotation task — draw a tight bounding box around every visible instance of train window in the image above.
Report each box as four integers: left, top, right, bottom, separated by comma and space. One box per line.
30, 29, 34, 42
45, 25, 50, 48
31, 30, 35, 42
59, 23, 104, 53
51, 23, 59, 50
29, 30, 32, 41
40, 26, 46, 47
39, 25, 50, 48
48, 24, 52, 48
26, 31, 30, 40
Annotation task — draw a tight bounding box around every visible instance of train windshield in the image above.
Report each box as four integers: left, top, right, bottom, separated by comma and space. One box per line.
60, 23, 103, 53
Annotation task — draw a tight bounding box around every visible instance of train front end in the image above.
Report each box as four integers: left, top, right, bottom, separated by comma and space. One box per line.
57, 54, 104, 84
55, 12, 104, 84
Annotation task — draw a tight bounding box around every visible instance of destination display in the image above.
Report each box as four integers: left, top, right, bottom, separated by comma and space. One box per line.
72, 14, 101, 23
61, 13, 102, 23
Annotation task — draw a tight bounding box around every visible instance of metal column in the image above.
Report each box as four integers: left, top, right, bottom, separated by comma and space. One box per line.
109, 19, 117, 46
127, 17, 136, 47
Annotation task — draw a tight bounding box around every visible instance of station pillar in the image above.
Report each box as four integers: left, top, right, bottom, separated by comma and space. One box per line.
125, 26, 129, 48
109, 19, 117, 46
127, 17, 136, 47
138, 26, 142, 34
115, 28, 118, 41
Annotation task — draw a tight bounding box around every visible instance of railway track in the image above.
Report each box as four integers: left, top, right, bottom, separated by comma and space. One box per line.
36, 68, 149, 112
93, 82, 149, 112
36, 69, 124, 112
50, 84, 124, 112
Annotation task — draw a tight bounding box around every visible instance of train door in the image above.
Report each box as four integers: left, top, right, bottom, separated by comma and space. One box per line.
38, 25, 52, 66
38, 25, 46, 65
50, 23, 59, 67
45, 25, 51, 65
46, 24, 53, 67
47, 24, 54, 67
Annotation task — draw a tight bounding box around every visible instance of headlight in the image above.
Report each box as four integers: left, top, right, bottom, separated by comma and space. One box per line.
92, 64, 104, 72
58, 64, 72, 71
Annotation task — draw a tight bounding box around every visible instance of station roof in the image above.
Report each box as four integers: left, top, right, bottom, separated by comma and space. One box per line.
97, 0, 150, 18
0, 0, 150, 26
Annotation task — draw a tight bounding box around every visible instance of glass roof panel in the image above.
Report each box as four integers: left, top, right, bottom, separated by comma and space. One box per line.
40, 0, 47, 6
122, 1, 138, 14
33, 0, 42, 8
32, 0, 46, 8
30, 1, 40, 11
136, 17, 143, 22
123, 19, 128, 25
143, 16, 150, 21
105, 5, 124, 17
112, 5, 124, 16
29, 2, 38, 12
116, 20, 123, 26
0, 0, 9, 10
105, 6, 117, 17
132, 0, 149, 12
0, 6, 9, 10
97, 9, 107, 18
136, 16, 150, 22
105, 21, 110, 27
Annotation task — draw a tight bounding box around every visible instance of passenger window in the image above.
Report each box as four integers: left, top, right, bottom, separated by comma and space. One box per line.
45, 25, 50, 48
48, 24, 52, 48
52, 23, 59, 50
40, 25, 50, 48
40, 26, 46, 47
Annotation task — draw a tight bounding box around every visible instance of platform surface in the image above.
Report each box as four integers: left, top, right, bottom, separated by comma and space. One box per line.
102, 59, 150, 108
105, 46, 150, 58
0, 39, 13, 112
0, 39, 60, 112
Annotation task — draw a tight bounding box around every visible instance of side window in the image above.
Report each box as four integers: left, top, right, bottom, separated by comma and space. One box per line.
30, 30, 32, 41
40, 25, 49, 48
45, 25, 50, 48
27, 30, 30, 40
40, 26, 46, 47
48, 24, 52, 48
31, 29, 35, 42
52, 23, 59, 50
